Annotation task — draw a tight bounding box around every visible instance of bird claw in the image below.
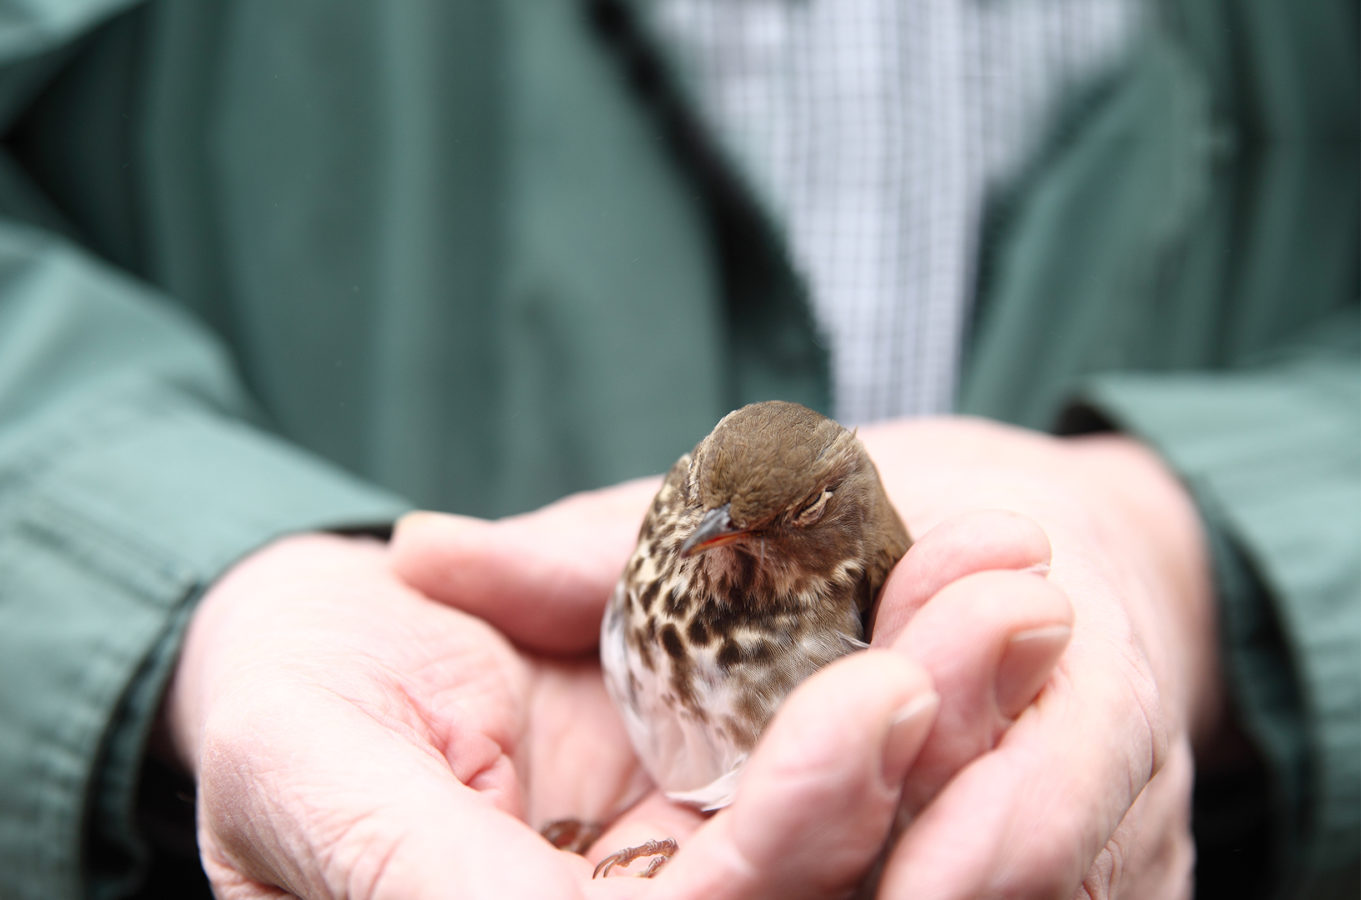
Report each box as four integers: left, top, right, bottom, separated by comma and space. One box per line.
592, 838, 678, 878
540, 818, 604, 855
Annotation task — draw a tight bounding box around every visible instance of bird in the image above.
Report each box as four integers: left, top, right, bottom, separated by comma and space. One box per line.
593, 400, 911, 877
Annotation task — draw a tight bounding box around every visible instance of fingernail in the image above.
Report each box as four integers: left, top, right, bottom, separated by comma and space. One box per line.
994, 625, 1071, 718
882, 692, 939, 785
392, 510, 435, 537
1021, 561, 1051, 577
393, 510, 481, 541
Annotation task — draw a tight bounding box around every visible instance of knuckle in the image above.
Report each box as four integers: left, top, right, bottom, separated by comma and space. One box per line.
1134, 672, 1172, 781
1115, 644, 1172, 786
998, 826, 1090, 900
1075, 842, 1119, 900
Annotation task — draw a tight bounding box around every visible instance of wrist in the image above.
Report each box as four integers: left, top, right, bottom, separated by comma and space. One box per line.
158, 532, 381, 773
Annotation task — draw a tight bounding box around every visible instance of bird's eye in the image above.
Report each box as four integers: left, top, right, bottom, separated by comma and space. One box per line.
795, 490, 832, 526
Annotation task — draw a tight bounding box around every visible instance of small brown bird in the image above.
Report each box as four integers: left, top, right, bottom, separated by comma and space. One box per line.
595, 401, 910, 875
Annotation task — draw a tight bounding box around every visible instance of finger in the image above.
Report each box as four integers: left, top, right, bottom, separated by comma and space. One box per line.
881, 569, 1074, 810
877, 617, 1171, 899
197, 684, 590, 900
391, 478, 659, 654
642, 651, 938, 899
872, 509, 1052, 645
1076, 739, 1195, 900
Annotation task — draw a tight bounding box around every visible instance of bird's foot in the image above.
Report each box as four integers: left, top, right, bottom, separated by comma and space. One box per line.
540, 819, 604, 855
592, 838, 678, 878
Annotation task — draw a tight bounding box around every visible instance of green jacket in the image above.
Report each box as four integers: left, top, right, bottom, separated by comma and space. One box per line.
0, 2, 1355, 898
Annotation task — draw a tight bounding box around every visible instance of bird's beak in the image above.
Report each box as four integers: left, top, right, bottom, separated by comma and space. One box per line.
680, 504, 747, 556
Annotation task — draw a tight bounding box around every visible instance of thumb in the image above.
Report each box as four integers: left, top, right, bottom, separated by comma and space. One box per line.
649, 651, 937, 899
391, 478, 659, 654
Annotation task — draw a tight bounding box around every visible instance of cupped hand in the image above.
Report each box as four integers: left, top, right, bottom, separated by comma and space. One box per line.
161, 531, 941, 899
394, 415, 1220, 899
860, 417, 1218, 899
392, 471, 1075, 897
163, 533, 613, 898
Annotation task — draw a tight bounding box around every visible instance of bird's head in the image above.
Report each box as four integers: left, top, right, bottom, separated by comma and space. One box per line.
680, 401, 898, 595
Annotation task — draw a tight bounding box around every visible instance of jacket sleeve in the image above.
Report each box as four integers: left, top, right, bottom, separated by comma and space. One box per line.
0, 222, 410, 899
1062, 307, 1361, 899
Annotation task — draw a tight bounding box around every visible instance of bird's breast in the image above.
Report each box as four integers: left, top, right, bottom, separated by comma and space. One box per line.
599, 556, 866, 807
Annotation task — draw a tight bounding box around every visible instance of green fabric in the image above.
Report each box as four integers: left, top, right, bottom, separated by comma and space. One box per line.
962, 3, 1358, 897
0, 1, 1354, 899
1, 3, 826, 898
0, 221, 411, 899
1074, 352, 1361, 899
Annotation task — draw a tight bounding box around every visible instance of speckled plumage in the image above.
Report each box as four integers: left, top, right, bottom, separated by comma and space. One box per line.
600, 401, 911, 810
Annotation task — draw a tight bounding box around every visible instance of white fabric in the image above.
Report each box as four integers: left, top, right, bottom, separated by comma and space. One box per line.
650, 0, 1140, 424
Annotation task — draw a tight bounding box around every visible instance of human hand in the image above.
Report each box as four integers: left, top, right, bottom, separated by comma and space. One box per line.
160, 531, 941, 899
162, 533, 594, 898
392, 478, 1075, 896
394, 416, 1220, 899
857, 417, 1219, 898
